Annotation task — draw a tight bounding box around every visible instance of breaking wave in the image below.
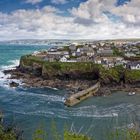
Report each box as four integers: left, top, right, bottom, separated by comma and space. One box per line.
0, 59, 21, 88
14, 90, 65, 102
1, 59, 19, 70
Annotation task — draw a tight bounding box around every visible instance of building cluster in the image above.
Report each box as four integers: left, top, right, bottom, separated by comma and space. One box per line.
32, 40, 140, 70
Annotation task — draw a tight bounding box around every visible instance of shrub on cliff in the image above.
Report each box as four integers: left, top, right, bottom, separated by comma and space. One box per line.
125, 70, 140, 82
99, 66, 123, 84
0, 124, 17, 140
64, 131, 92, 140
42, 62, 102, 80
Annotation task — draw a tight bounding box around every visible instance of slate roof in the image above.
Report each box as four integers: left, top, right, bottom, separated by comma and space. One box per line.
127, 61, 140, 67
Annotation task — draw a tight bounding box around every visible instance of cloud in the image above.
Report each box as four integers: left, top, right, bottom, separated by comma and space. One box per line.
0, 0, 140, 40
71, 0, 140, 25
111, 0, 140, 25
0, 6, 75, 40
51, 0, 67, 5
70, 0, 115, 24
25, 0, 43, 5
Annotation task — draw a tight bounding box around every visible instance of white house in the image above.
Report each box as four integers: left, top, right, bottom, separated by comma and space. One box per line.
72, 52, 76, 56
60, 56, 68, 62
131, 64, 140, 70
87, 51, 95, 57
77, 48, 81, 53
64, 54, 70, 58
32, 51, 40, 56
94, 57, 102, 64
91, 45, 97, 49
77, 48, 86, 55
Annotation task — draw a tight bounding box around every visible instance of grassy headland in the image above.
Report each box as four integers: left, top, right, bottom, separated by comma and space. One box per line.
19, 55, 140, 86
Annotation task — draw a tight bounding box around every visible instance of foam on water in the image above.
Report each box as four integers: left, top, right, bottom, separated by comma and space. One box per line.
13, 90, 64, 102
0, 59, 21, 88
5, 109, 69, 119
0, 70, 11, 88
115, 123, 135, 130
1, 59, 19, 70
67, 103, 137, 118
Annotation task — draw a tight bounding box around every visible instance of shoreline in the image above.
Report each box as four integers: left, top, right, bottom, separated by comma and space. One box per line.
3, 68, 98, 94
3, 68, 140, 96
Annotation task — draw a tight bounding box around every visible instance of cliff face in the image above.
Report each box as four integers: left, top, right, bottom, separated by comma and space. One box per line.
19, 55, 140, 86
42, 62, 101, 80
99, 66, 140, 86
20, 55, 101, 80
125, 70, 140, 87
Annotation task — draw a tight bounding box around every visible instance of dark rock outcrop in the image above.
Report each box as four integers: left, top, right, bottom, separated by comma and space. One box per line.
9, 81, 19, 88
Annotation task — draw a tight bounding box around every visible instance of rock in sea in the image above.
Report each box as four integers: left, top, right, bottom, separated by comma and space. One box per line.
9, 81, 19, 88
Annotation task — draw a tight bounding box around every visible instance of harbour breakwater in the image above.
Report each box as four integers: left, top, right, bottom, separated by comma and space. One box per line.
65, 82, 100, 106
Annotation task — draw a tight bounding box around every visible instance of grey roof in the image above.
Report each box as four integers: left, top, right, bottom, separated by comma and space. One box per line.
97, 49, 113, 54
97, 49, 113, 56
127, 61, 140, 67
69, 45, 76, 50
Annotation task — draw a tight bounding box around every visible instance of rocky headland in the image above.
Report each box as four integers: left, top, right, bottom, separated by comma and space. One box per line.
4, 68, 100, 95
3, 55, 140, 95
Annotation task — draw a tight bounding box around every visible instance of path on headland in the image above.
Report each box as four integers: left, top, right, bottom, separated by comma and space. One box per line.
65, 82, 100, 107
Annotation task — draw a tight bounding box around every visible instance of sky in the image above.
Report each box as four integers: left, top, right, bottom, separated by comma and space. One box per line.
0, 0, 140, 40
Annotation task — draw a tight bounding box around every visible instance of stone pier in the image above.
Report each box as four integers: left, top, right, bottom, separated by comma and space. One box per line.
65, 82, 100, 107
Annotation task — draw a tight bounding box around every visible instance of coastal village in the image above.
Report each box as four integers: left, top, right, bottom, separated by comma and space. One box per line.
32, 40, 140, 70
4, 40, 140, 106
30, 40, 140, 106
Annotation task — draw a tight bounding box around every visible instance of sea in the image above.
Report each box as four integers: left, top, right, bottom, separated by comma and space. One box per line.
0, 44, 140, 140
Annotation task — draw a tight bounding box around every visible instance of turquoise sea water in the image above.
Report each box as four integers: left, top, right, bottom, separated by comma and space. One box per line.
0, 44, 140, 140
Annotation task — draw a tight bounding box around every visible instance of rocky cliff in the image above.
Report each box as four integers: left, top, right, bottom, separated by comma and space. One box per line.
19, 55, 140, 87
20, 55, 101, 80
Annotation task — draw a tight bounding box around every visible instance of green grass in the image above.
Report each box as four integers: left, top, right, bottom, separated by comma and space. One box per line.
99, 65, 125, 83
125, 70, 140, 81
43, 62, 101, 72
20, 55, 44, 66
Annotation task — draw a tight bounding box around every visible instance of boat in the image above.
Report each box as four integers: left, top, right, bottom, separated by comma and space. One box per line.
128, 92, 136, 96
112, 113, 118, 117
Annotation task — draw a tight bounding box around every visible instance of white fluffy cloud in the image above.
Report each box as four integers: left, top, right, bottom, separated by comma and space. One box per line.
111, 0, 140, 24
71, 0, 115, 24
0, 0, 140, 40
71, 0, 140, 25
25, 0, 43, 5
